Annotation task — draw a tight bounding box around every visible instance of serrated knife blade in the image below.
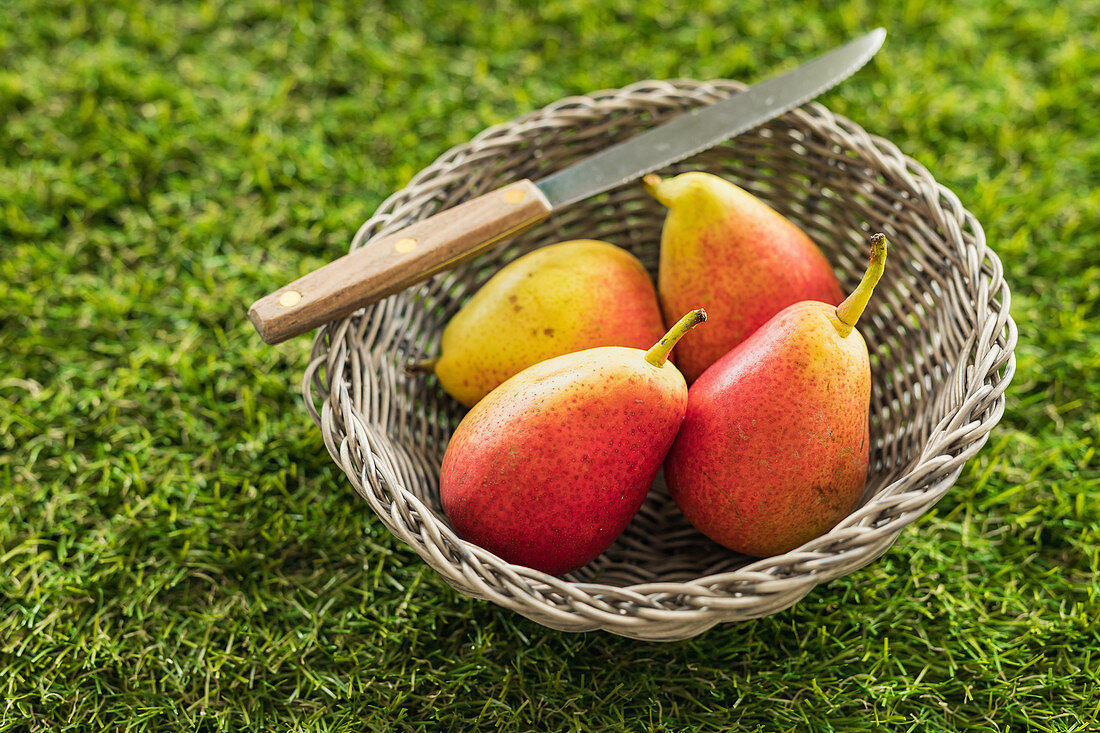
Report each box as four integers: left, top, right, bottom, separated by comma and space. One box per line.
537, 28, 886, 208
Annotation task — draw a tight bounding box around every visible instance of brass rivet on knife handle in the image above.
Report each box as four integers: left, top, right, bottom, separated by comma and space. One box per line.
278, 290, 302, 307
247, 179, 552, 344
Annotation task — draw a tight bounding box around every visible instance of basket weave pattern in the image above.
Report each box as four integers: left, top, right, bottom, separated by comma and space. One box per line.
301, 80, 1017, 641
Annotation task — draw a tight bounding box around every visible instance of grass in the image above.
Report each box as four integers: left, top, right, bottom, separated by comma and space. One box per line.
2, 0, 1098, 730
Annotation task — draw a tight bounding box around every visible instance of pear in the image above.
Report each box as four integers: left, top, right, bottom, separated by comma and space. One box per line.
665, 235, 888, 557
439, 309, 707, 576
644, 171, 844, 382
420, 240, 665, 407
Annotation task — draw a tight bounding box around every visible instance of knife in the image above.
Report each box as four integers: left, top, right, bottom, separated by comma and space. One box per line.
249, 28, 886, 344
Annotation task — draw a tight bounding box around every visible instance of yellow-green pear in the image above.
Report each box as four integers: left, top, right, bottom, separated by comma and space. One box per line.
423, 240, 665, 407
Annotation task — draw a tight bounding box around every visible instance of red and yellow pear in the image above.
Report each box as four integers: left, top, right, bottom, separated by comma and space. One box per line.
644, 171, 844, 382
439, 309, 707, 576
665, 235, 888, 557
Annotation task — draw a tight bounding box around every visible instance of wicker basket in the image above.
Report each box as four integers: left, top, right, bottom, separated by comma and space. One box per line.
301, 79, 1017, 641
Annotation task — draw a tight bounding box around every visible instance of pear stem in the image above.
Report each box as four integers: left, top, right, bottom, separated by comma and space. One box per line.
404, 357, 439, 376
641, 173, 662, 199
645, 309, 707, 367
835, 234, 889, 337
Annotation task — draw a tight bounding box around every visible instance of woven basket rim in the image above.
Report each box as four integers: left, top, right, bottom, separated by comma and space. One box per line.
302, 78, 1018, 639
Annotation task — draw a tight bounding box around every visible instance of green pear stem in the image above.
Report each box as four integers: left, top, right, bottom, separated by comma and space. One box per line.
645, 308, 707, 367
835, 233, 889, 338
405, 357, 439, 376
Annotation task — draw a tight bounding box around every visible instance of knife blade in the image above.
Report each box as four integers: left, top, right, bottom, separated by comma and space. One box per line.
249, 29, 885, 344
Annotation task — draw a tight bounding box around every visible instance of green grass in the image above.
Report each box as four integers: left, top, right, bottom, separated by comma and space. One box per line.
2, 0, 1098, 730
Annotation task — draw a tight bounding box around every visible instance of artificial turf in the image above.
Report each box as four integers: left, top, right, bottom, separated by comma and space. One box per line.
2, 0, 1098, 730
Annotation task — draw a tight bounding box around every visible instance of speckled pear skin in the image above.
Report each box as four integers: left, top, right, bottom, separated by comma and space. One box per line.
665, 302, 870, 558
433, 240, 666, 407
439, 346, 688, 576
647, 172, 844, 383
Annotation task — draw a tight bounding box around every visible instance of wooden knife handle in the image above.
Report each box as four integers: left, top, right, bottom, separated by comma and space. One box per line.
248, 179, 552, 344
